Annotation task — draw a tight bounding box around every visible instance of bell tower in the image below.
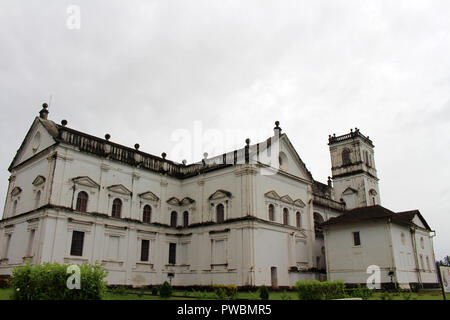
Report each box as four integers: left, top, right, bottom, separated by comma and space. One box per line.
328, 128, 380, 210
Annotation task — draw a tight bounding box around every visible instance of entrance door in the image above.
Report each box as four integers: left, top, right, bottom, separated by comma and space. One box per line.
271, 267, 278, 288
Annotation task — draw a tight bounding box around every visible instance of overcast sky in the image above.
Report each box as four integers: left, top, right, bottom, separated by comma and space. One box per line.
0, 0, 449, 260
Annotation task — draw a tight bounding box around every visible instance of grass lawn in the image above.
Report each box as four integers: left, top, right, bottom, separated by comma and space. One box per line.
0, 288, 13, 300
0, 287, 447, 300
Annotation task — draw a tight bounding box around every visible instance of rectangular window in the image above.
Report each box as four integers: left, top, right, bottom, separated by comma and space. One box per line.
27, 230, 35, 256
70, 231, 84, 256
107, 236, 120, 259
353, 232, 361, 246
4, 234, 12, 259
141, 239, 150, 262
211, 239, 226, 265
168, 243, 176, 264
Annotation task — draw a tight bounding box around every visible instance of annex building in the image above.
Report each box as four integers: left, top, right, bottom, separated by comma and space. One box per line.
0, 104, 438, 288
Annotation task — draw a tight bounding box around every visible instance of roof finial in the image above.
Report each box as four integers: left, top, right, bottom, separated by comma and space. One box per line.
105, 134, 111, 141
161, 152, 167, 159
39, 103, 49, 120
274, 121, 282, 136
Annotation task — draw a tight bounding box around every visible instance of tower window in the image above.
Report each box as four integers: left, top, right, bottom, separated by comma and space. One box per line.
111, 198, 122, 218
35, 190, 41, 209
342, 148, 351, 166
143, 205, 152, 223
12, 200, 18, 215
364, 150, 370, 166
76, 191, 88, 212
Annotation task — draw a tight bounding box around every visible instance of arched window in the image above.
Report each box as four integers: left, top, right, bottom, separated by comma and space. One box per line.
216, 204, 224, 223
111, 198, 122, 218
76, 191, 88, 212
12, 200, 18, 215
143, 205, 152, 223
183, 211, 189, 227
35, 190, 41, 209
420, 237, 424, 249
364, 150, 369, 166
401, 232, 406, 245
342, 149, 351, 166
170, 211, 178, 227
314, 212, 324, 237
283, 208, 289, 225
369, 189, 377, 206
268, 204, 275, 221
296, 212, 301, 228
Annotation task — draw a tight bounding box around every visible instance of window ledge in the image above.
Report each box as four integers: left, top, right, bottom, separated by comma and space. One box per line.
165, 264, 190, 267
64, 256, 88, 262
136, 261, 153, 266
102, 259, 123, 263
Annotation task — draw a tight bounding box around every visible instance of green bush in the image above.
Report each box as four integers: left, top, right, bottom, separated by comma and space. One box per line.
213, 284, 238, 300
348, 284, 373, 300
10, 262, 108, 300
380, 291, 394, 300
0, 278, 10, 289
109, 286, 127, 295
160, 281, 172, 298
295, 280, 346, 300
259, 285, 269, 300
151, 286, 159, 295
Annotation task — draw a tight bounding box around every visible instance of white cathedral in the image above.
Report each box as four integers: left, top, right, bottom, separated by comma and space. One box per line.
0, 104, 438, 289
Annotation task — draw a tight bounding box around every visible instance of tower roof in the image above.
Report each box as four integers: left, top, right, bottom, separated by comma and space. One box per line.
328, 128, 374, 147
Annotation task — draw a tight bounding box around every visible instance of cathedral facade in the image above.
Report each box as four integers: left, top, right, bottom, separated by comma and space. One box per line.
0, 104, 437, 288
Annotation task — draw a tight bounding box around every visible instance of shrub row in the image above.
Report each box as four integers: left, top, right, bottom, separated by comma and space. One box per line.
213, 284, 238, 299
295, 280, 346, 300
10, 262, 108, 300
